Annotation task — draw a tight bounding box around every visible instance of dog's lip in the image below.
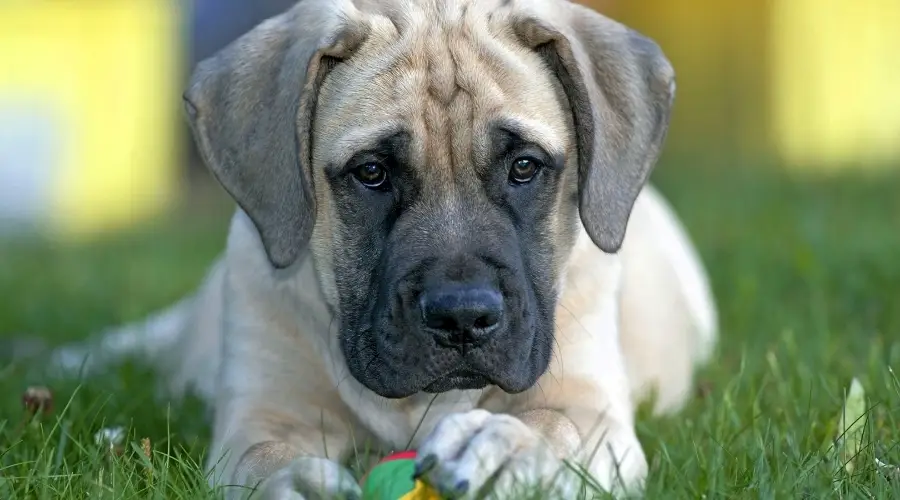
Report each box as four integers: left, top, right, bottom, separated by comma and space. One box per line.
422, 369, 490, 393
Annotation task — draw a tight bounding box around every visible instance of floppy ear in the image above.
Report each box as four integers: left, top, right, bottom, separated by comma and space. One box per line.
183, 0, 369, 269
514, 2, 676, 254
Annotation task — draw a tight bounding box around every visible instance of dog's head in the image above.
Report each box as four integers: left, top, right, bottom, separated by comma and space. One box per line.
184, 0, 675, 399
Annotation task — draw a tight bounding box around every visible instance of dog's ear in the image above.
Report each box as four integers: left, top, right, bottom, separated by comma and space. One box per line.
183, 1, 369, 268
513, 2, 676, 254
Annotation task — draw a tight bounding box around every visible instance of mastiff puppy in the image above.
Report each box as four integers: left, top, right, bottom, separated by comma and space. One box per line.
38, 0, 719, 498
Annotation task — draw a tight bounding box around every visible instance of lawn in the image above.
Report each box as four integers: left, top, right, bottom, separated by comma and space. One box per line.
1, 162, 899, 499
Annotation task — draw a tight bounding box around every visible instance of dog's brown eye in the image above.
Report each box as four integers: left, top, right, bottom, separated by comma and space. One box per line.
509, 157, 541, 184
353, 162, 389, 189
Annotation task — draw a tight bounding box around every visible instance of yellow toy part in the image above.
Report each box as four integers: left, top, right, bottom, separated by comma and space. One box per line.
398, 480, 442, 500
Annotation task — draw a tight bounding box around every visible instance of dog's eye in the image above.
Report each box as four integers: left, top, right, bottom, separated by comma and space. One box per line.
353, 162, 390, 190
508, 157, 542, 184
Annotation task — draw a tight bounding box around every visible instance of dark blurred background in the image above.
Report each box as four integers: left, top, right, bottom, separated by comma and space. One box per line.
0, 0, 898, 245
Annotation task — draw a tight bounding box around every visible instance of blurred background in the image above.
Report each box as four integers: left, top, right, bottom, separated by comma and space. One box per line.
1, 0, 898, 242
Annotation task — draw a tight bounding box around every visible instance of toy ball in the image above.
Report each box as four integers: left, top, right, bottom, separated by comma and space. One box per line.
361, 451, 442, 500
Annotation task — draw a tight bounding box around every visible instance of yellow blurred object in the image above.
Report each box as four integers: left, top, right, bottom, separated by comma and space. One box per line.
0, 0, 182, 238
398, 480, 441, 500
769, 0, 900, 170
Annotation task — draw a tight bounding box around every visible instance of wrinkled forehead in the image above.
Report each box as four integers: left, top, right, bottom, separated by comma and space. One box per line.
313, 5, 571, 172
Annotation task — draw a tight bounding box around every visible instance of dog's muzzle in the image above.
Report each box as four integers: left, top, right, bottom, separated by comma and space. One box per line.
417, 280, 505, 392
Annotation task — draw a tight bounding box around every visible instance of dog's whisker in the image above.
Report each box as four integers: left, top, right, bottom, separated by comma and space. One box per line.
405, 393, 440, 450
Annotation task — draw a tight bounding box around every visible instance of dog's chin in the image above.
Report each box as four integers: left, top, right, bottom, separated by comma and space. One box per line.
354, 366, 538, 399
422, 369, 491, 393
352, 373, 489, 399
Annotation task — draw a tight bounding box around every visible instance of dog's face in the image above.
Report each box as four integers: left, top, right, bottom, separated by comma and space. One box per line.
183, 0, 676, 399
309, 19, 578, 397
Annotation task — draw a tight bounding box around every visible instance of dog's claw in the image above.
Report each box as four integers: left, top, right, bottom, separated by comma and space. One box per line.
414, 453, 438, 478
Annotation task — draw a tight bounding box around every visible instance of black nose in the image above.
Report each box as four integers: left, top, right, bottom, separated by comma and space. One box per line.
419, 284, 504, 346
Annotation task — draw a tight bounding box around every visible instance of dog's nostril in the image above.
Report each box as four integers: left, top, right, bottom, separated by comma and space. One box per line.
419, 284, 504, 344
426, 316, 457, 331
472, 314, 496, 329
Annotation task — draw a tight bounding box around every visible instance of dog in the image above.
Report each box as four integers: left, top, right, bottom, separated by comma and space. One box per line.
27, 0, 719, 498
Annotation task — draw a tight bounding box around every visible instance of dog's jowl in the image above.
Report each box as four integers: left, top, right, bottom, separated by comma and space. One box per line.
42, 1, 719, 498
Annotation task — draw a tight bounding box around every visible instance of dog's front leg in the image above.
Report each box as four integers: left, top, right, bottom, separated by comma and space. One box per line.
412, 407, 644, 499
208, 390, 365, 500
231, 440, 360, 500
211, 406, 363, 500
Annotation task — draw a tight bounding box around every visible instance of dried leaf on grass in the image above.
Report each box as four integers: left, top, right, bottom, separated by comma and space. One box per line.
824, 378, 867, 474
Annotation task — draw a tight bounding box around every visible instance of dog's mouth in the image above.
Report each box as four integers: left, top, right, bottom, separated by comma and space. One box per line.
423, 369, 490, 393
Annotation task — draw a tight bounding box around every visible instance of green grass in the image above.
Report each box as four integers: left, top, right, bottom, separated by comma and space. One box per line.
1, 163, 899, 498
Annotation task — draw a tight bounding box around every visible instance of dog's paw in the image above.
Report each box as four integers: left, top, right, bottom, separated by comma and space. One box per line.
413, 409, 581, 499
251, 456, 361, 500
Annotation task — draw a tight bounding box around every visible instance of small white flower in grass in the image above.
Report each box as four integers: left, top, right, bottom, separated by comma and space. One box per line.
94, 426, 126, 452
875, 457, 900, 480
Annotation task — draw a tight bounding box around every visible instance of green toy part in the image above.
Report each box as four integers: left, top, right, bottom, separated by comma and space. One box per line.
361, 450, 442, 500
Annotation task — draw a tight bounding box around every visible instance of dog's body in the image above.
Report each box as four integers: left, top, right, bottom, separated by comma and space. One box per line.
37, 0, 718, 498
